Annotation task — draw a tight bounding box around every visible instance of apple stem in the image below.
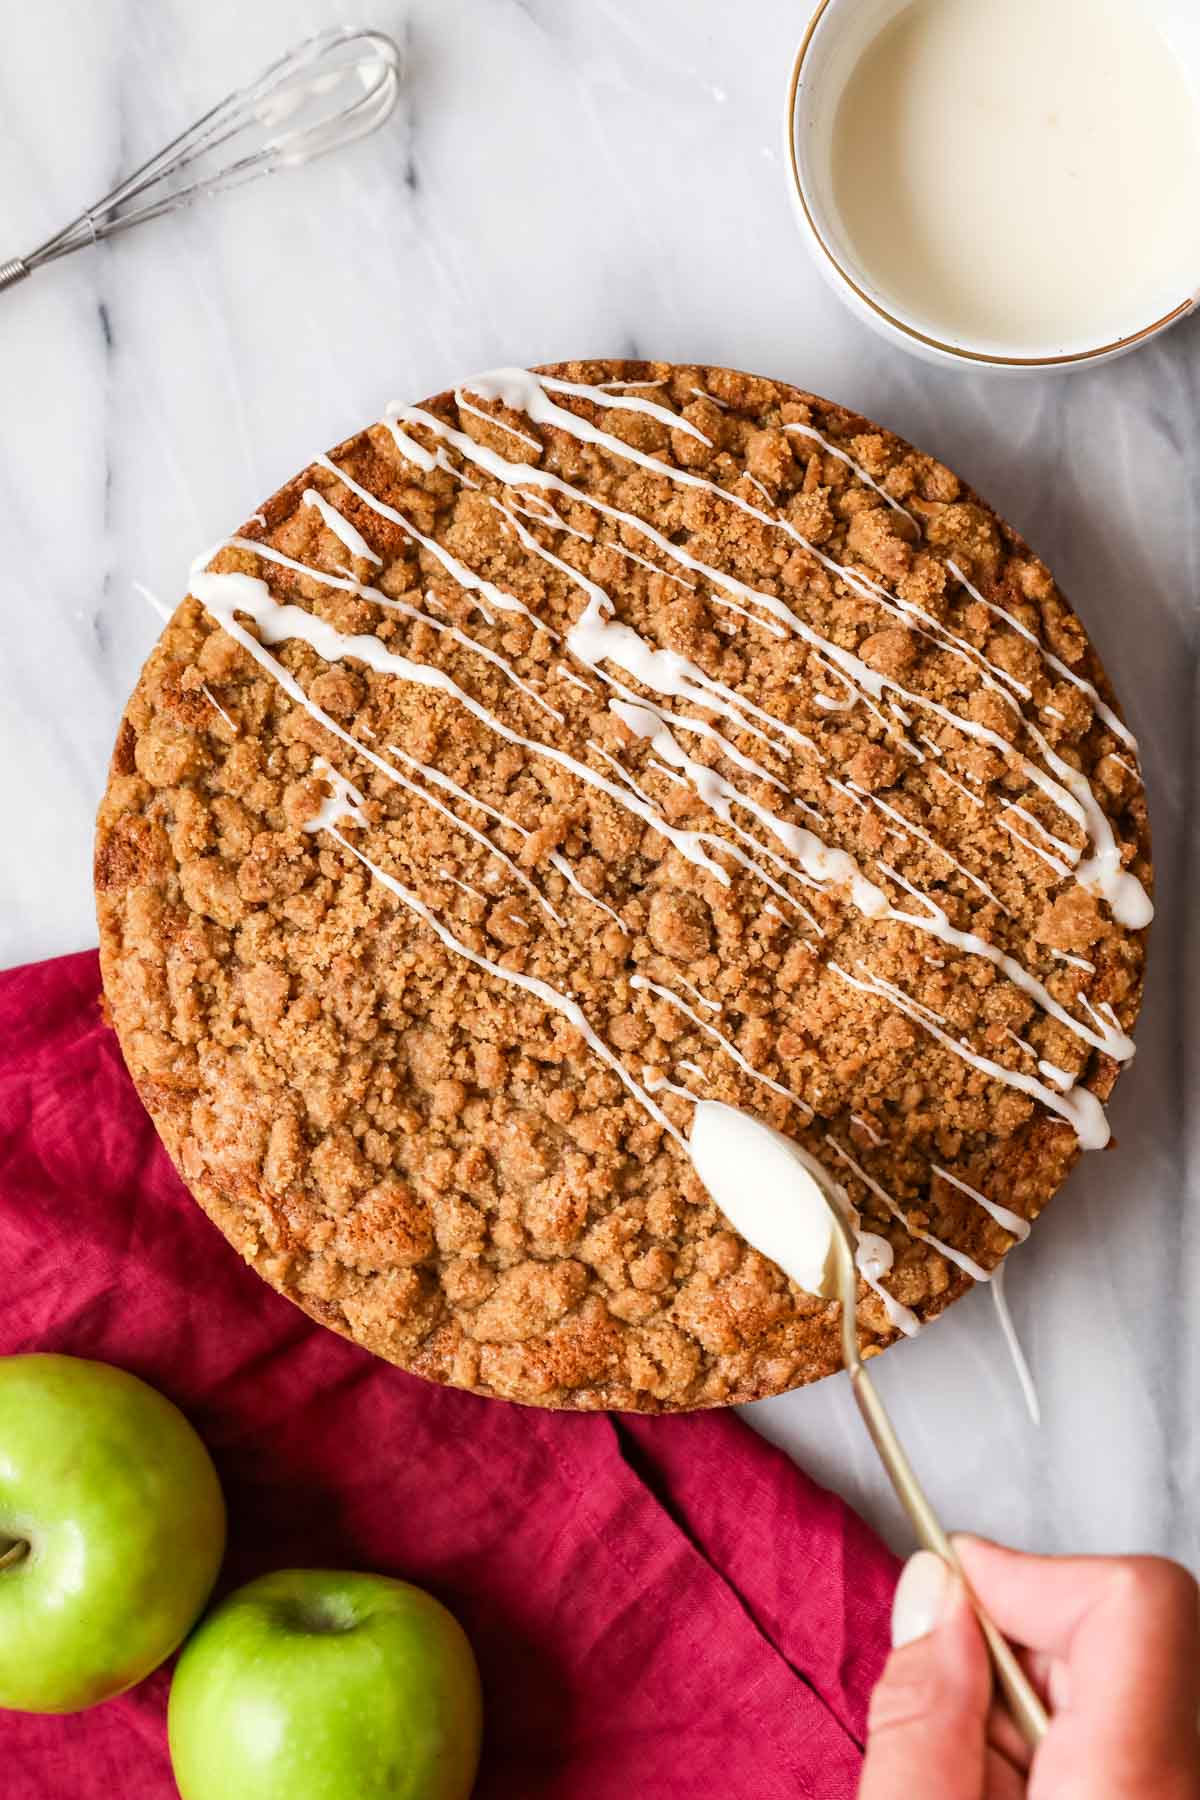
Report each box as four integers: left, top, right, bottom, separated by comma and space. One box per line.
0, 1538, 29, 1571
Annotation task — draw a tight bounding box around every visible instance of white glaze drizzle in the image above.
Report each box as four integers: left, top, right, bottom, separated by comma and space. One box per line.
587, 737, 656, 807
440, 866, 485, 905
929, 1162, 1030, 1242
325, 824, 684, 1147
495, 496, 815, 763
674, 974, 721, 1013
512, 489, 593, 542
946, 559, 1139, 755
233, 412, 1137, 1094
1077, 992, 1123, 1039
558, 662, 598, 695
441, 456, 480, 490
811, 677, 853, 715
135, 576, 236, 724
593, 663, 795, 800
991, 1261, 1042, 1427
207, 551, 751, 898
221, 535, 564, 719
532, 371, 713, 445
206, 375, 1137, 1161
688, 1100, 921, 1336
441, 372, 1150, 929
830, 960, 1110, 1148
385, 740, 517, 832
826, 1136, 991, 1283
854, 1230, 922, 1335
380, 739, 615, 932
706, 589, 788, 637
850, 1112, 884, 1146
929, 762, 983, 808
1051, 948, 1096, 973
629, 973, 813, 1118
549, 853, 626, 929
606, 539, 697, 591
303, 757, 366, 830
302, 488, 382, 565
1000, 817, 1076, 880
783, 420, 918, 526
390, 382, 1149, 933
644, 1068, 701, 1103
1003, 801, 1080, 862
851, 781, 1009, 911
315, 453, 553, 636
492, 372, 1029, 730
613, 697, 883, 916
454, 393, 542, 452
828, 777, 869, 814
875, 861, 1132, 1063
189, 567, 565, 928
741, 473, 775, 507
201, 685, 237, 733
598, 378, 667, 391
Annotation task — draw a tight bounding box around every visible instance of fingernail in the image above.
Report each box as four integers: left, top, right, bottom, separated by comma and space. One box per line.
891, 1550, 953, 1647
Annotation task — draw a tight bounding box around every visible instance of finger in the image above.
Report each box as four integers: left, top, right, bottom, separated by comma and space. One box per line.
987, 1691, 1036, 1776
859, 1551, 992, 1800
1019, 1648, 1062, 1711
955, 1537, 1200, 1792
954, 1537, 1195, 1662
984, 1743, 1028, 1800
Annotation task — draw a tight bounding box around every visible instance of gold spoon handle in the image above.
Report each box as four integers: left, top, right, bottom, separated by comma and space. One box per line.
849, 1362, 1049, 1748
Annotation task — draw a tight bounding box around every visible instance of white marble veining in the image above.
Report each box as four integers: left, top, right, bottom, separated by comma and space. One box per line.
0, 0, 1196, 1569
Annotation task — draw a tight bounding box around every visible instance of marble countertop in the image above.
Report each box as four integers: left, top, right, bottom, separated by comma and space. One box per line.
2, 0, 1196, 1569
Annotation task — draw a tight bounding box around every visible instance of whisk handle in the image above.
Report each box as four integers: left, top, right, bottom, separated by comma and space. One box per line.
0, 258, 31, 294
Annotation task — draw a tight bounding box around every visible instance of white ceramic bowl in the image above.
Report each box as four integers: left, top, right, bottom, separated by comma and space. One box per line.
784, 0, 1200, 372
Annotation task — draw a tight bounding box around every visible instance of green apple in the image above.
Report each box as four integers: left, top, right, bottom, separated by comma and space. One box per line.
168, 1569, 483, 1800
0, 1353, 226, 1713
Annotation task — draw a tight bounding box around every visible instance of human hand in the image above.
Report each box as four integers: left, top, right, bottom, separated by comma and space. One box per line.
859, 1536, 1200, 1799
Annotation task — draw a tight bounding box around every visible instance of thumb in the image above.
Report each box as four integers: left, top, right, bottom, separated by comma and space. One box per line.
859, 1551, 992, 1800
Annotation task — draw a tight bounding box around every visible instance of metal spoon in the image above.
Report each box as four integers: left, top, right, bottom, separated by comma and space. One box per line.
822, 1195, 1049, 1748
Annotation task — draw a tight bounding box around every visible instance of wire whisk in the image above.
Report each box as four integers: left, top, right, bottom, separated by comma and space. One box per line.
0, 27, 403, 295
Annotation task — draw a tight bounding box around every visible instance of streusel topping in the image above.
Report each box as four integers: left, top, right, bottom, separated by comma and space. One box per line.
96, 361, 1150, 1409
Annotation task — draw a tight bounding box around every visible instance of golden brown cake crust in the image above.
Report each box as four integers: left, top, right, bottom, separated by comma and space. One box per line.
95, 360, 1150, 1410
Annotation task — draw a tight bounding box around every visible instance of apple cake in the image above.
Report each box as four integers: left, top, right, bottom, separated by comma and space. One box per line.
95, 361, 1151, 1409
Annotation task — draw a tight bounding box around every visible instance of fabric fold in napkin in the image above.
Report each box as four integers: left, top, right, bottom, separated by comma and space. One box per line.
0, 951, 897, 1798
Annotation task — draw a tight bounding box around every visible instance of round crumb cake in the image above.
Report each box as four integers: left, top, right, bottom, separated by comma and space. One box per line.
95, 361, 1151, 1410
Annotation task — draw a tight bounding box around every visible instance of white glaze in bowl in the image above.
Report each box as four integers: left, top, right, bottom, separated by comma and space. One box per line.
784, 0, 1200, 372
